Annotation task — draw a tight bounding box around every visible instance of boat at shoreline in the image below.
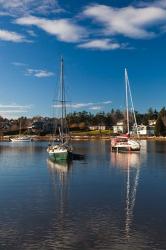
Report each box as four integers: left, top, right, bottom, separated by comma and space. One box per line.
111, 69, 140, 152
10, 136, 32, 142
9, 120, 32, 142
111, 134, 140, 152
47, 57, 73, 161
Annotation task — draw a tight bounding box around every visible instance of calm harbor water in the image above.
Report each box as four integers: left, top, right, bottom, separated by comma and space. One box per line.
0, 140, 166, 250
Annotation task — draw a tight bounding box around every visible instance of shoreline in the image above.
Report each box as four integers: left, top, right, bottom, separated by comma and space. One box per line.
1, 135, 166, 141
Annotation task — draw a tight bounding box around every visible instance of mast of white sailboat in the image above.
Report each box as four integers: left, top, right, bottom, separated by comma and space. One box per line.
125, 69, 139, 137
125, 68, 130, 135
60, 56, 64, 143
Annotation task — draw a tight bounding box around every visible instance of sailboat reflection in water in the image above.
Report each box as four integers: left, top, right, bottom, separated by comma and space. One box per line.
47, 158, 71, 176
47, 158, 71, 194
47, 57, 73, 161
111, 153, 141, 238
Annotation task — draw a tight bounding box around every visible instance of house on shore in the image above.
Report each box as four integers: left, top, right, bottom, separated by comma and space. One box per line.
113, 122, 124, 134
113, 120, 156, 136
89, 125, 107, 131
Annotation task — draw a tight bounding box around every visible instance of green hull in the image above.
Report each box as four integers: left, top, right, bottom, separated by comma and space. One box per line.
49, 152, 69, 161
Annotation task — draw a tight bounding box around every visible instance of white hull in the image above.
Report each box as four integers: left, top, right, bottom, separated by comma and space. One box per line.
111, 138, 140, 152
10, 136, 32, 142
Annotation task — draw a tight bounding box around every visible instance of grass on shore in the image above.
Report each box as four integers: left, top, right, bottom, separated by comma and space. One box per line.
71, 130, 112, 136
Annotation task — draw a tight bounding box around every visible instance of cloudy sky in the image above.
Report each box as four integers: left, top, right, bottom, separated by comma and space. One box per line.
0, 0, 166, 118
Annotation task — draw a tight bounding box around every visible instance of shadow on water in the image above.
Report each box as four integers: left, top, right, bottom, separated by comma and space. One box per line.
71, 152, 86, 161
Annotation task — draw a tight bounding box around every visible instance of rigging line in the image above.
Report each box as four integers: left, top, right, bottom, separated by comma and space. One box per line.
125, 68, 129, 134
61, 56, 64, 143
126, 72, 139, 137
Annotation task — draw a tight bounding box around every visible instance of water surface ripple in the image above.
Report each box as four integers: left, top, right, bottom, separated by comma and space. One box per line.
0, 140, 166, 249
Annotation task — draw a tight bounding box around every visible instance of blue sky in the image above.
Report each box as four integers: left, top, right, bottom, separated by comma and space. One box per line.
0, 0, 166, 118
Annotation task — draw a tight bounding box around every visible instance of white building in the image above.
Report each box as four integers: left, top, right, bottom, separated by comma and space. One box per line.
89, 125, 106, 131
148, 120, 156, 126
137, 125, 155, 136
113, 122, 124, 134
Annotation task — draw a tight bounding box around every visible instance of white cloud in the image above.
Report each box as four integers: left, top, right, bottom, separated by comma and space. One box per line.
12, 62, 27, 67
102, 101, 112, 104
26, 68, 54, 78
89, 106, 101, 110
0, 104, 32, 109
0, 110, 28, 113
70, 103, 93, 108
12, 63, 54, 78
0, 29, 26, 42
53, 100, 112, 109
15, 15, 86, 42
0, 104, 32, 118
53, 103, 93, 108
0, 0, 61, 16
78, 39, 121, 50
27, 29, 37, 37
83, 3, 166, 39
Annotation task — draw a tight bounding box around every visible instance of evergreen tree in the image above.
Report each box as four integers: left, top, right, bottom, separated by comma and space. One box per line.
155, 116, 165, 136
155, 107, 166, 136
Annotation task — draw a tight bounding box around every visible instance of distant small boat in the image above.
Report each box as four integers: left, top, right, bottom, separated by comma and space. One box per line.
47, 57, 73, 160
111, 69, 140, 152
10, 120, 32, 142
10, 136, 32, 142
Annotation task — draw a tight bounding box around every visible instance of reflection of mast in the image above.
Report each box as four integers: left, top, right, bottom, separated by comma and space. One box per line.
47, 158, 71, 247
110, 152, 141, 237
47, 158, 71, 186
125, 154, 140, 238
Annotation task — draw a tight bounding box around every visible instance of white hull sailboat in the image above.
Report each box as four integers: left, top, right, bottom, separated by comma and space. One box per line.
47, 143, 73, 161
10, 120, 32, 142
111, 135, 140, 152
47, 57, 73, 161
10, 136, 32, 142
111, 69, 140, 152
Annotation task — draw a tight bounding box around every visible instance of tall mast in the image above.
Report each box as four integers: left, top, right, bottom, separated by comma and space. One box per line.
125, 68, 130, 134
125, 69, 139, 137
60, 56, 64, 143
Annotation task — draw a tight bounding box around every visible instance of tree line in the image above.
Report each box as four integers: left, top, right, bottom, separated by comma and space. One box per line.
0, 107, 166, 136
68, 107, 166, 135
